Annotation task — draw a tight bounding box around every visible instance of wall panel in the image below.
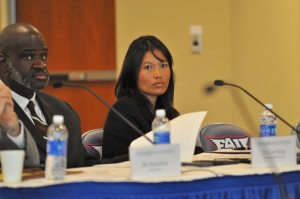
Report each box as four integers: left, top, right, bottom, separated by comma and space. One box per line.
17, 0, 116, 132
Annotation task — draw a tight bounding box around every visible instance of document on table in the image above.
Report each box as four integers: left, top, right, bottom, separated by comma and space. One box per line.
193, 149, 251, 162
130, 111, 207, 162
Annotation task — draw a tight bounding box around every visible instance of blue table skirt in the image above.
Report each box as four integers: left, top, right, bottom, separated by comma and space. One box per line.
1, 171, 300, 199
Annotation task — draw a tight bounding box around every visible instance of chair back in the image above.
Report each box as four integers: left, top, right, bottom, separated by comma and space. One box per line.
291, 123, 300, 148
82, 128, 103, 160
198, 123, 252, 151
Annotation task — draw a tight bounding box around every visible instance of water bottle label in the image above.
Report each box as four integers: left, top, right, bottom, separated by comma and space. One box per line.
47, 140, 67, 156
154, 131, 170, 144
260, 124, 276, 137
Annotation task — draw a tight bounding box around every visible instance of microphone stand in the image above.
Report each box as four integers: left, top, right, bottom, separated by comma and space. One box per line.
53, 81, 154, 145
214, 80, 294, 199
214, 80, 300, 135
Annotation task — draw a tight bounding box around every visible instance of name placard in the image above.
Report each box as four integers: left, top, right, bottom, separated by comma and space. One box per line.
130, 144, 181, 179
251, 135, 296, 167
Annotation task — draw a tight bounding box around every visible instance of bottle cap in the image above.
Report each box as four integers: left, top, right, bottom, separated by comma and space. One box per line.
53, 115, 64, 124
265, 104, 273, 109
155, 109, 166, 117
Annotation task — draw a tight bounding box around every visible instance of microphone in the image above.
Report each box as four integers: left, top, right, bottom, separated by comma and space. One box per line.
214, 80, 294, 199
214, 80, 300, 134
53, 81, 154, 144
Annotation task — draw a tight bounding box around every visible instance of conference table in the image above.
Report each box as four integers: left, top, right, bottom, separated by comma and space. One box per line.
1, 150, 300, 199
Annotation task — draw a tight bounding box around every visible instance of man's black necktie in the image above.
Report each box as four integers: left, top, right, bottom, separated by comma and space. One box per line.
27, 100, 48, 133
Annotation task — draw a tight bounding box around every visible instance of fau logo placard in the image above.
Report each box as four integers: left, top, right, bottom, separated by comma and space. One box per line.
208, 136, 250, 150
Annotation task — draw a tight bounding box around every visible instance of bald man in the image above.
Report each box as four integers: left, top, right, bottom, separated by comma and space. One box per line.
0, 23, 98, 168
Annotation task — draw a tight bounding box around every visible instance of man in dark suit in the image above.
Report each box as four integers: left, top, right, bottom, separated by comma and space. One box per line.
0, 23, 97, 168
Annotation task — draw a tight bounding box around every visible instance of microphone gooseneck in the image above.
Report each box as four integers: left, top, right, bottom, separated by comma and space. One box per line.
214, 79, 294, 199
53, 81, 154, 145
214, 79, 300, 135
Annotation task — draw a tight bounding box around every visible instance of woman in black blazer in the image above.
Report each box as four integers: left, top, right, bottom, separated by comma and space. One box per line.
102, 36, 179, 159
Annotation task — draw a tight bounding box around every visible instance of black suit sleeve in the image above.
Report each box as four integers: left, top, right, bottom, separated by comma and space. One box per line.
102, 98, 152, 159
37, 92, 101, 168
61, 101, 101, 167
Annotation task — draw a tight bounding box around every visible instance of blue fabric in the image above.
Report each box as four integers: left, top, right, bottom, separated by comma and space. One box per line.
1, 171, 300, 199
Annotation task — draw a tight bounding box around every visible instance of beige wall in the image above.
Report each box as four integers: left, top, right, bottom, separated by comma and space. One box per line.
116, 0, 300, 136
231, 0, 300, 136
0, 0, 13, 28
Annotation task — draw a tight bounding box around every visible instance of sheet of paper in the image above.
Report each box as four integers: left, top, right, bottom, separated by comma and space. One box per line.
130, 111, 207, 162
193, 149, 251, 161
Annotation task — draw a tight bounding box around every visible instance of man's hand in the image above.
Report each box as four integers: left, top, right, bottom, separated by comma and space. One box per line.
0, 81, 20, 137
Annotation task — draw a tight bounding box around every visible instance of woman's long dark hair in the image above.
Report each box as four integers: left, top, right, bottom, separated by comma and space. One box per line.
115, 35, 175, 112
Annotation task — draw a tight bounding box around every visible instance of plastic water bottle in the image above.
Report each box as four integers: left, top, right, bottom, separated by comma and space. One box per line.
259, 104, 277, 137
45, 115, 68, 181
152, 109, 170, 144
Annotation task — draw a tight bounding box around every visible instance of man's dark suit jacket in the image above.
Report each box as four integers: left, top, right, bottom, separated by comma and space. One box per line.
13, 91, 96, 168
